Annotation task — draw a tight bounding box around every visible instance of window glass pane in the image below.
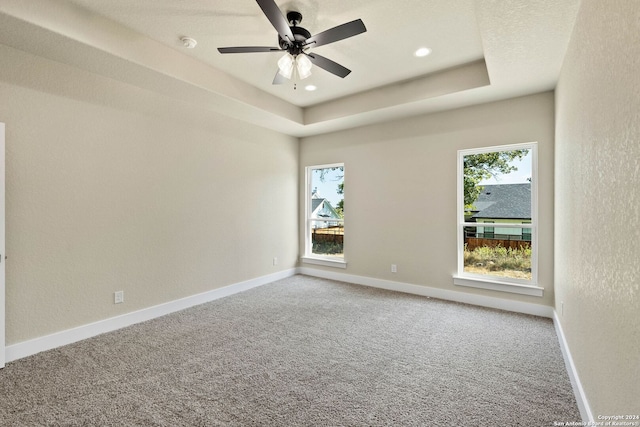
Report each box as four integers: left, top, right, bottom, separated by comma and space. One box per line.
463, 227, 532, 280
309, 166, 344, 258
463, 148, 531, 215
461, 147, 533, 281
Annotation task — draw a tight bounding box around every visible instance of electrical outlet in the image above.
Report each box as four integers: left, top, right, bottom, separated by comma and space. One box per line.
391, 264, 397, 273
273, 257, 278, 266
114, 291, 124, 304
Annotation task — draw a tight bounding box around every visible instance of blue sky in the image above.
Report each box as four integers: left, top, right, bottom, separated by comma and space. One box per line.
311, 168, 343, 207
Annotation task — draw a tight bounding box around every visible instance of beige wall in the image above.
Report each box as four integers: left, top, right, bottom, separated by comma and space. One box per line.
300, 92, 555, 307
0, 45, 299, 344
555, 0, 640, 415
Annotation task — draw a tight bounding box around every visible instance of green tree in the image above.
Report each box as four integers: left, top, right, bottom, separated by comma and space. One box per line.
464, 150, 529, 209
336, 182, 344, 217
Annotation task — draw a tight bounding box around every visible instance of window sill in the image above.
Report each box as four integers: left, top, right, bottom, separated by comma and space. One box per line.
453, 275, 544, 297
301, 257, 347, 269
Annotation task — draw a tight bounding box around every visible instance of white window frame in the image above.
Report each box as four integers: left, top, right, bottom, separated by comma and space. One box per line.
453, 142, 543, 297
301, 163, 346, 268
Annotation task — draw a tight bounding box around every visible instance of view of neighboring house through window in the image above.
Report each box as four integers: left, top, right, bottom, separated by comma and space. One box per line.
306, 164, 344, 261
458, 143, 537, 284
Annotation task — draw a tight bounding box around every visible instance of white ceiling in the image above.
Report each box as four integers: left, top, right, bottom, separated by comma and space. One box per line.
0, 0, 582, 137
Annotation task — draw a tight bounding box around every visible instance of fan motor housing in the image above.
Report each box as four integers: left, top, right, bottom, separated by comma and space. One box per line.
278, 11, 311, 54
279, 26, 311, 52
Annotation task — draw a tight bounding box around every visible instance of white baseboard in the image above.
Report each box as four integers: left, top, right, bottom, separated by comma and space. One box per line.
5, 266, 592, 422
5, 268, 297, 363
552, 311, 594, 423
298, 267, 554, 318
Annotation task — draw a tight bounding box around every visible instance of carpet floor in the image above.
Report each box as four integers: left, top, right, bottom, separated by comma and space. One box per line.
0, 275, 580, 426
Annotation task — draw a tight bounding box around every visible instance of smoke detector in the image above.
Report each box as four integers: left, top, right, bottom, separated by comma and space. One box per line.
180, 37, 197, 49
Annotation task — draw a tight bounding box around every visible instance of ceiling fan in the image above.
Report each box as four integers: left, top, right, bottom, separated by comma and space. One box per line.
217, 0, 367, 84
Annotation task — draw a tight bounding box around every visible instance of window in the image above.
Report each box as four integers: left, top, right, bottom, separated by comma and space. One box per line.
454, 143, 542, 296
482, 221, 495, 238
303, 164, 345, 268
522, 221, 532, 241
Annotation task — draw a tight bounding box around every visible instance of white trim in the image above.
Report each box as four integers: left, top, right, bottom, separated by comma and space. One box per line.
453, 275, 544, 297
461, 221, 533, 228
0, 123, 5, 369
530, 144, 539, 284
300, 257, 347, 269
5, 267, 590, 421
552, 311, 594, 423
459, 142, 537, 157
298, 267, 553, 318
5, 269, 297, 363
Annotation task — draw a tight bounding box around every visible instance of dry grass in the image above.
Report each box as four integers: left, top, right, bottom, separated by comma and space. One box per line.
464, 245, 532, 280
464, 265, 531, 280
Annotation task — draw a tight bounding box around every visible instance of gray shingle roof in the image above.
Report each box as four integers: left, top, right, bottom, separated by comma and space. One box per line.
471, 183, 531, 220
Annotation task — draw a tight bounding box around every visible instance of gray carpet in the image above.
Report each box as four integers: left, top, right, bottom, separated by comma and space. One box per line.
0, 275, 580, 426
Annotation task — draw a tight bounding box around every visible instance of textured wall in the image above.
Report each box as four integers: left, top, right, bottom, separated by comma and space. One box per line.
555, 0, 640, 415
300, 92, 555, 307
0, 45, 299, 344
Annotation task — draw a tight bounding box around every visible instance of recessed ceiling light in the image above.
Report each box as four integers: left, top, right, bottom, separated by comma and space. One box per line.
414, 47, 432, 57
305, 85, 317, 91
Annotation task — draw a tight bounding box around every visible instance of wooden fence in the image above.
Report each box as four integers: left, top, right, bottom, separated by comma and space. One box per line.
311, 228, 528, 250
465, 237, 531, 251
312, 227, 344, 244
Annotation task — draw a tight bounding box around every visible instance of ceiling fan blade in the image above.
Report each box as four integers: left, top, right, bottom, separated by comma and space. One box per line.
218, 46, 283, 54
305, 19, 366, 48
272, 70, 288, 85
305, 53, 351, 78
256, 0, 295, 43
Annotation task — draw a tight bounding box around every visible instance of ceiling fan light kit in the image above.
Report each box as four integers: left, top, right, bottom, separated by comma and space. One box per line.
277, 53, 295, 79
217, 0, 366, 85
295, 54, 313, 79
